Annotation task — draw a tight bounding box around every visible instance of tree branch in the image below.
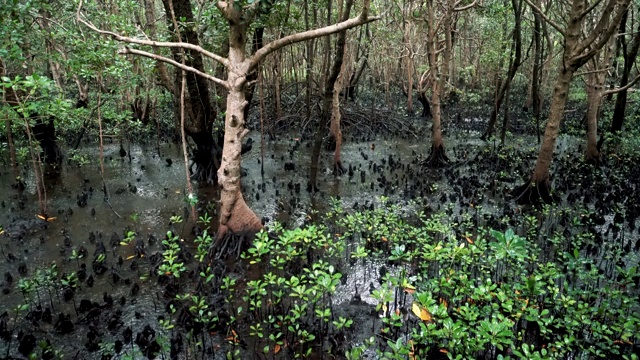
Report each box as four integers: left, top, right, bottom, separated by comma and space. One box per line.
248, 2, 379, 71
574, 67, 612, 77
603, 72, 640, 95
578, 0, 605, 19
119, 47, 229, 89
454, 0, 478, 12
577, 0, 630, 57
522, 0, 565, 37
575, 0, 618, 54
77, 0, 229, 67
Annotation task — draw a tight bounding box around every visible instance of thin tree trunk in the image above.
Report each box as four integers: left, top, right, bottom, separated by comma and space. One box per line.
500, 83, 511, 144
610, 9, 640, 133
330, 52, 348, 175
309, 0, 354, 191
482, 0, 523, 140
162, 0, 218, 183
585, 82, 601, 163
304, 0, 316, 128
531, 5, 542, 143
585, 38, 614, 163
403, 2, 415, 117
425, 0, 458, 166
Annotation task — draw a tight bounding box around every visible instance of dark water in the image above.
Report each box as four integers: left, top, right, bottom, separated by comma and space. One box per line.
0, 130, 437, 358
1, 125, 638, 358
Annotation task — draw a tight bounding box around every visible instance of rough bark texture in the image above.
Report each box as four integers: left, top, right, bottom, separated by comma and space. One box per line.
514, 64, 573, 205
585, 84, 601, 164
515, 0, 630, 204
216, 9, 262, 239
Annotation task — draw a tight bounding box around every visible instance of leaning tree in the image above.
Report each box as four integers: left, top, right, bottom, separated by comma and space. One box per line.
78, 0, 378, 238
513, 0, 630, 204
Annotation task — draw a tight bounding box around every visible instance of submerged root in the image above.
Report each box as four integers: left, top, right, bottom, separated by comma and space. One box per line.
209, 231, 253, 260
190, 150, 220, 184
424, 144, 450, 168
190, 162, 217, 184
210, 195, 262, 259
512, 179, 559, 205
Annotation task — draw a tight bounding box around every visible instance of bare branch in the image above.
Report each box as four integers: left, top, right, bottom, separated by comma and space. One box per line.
574, 67, 612, 76
575, 0, 630, 57
522, 0, 565, 37
576, 0, 618, 53
454, 0, 477, 12
120, 47, 229, 89
77, 0, 228, 67
603, 72, 640, 95
248, 1, 379, 71
578, 0, 605, 19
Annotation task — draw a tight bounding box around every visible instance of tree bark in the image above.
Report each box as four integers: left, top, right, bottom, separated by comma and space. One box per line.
500, 82, 511, 144
79, 0, 378, 239
585, 82, 601, 163
330, 52, 348, 175
584, 38, 614, 163
482, 0, 523, 140
162, 0, 218, 183
610, 8, 640, 133
515, 0, 630, 204
531, 4, 543, 143
309, 0, 354, 191
403, 3, 415, 116
530, 67, 573, 181
424, 0, 461, 167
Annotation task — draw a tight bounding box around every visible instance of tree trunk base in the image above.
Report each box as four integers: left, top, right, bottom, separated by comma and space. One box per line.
217, 195, 262, 238
585, 152, 602, 166
307, 182, 320, 193
425, 144, 450, 168
512, 179, 559, 205
212, 195, 262, 258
